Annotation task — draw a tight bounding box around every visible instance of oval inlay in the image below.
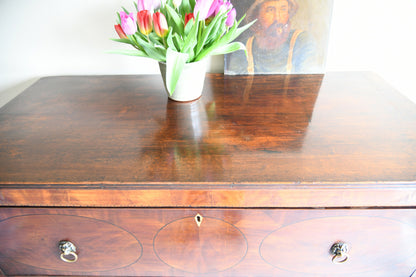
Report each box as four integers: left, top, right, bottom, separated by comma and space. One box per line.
154, 215, 247, 274
260, 216, 416, 274
0, 214, 142, 272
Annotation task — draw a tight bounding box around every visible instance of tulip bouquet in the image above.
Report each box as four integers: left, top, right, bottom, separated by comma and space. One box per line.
111, 0, 254, 95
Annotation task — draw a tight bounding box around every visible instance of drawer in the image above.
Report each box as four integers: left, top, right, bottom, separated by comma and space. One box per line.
0, 208, 416, 276
259, 215, 416, 275
0, 213, 142, 274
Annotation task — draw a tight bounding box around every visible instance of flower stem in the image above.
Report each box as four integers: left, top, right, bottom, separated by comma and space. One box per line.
198, 21, 204, 41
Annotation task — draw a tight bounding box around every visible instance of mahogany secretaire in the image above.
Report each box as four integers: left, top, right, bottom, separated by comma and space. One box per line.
1, 72, 416, 277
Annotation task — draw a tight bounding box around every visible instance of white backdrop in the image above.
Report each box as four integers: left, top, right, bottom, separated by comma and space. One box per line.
1, 0, 415, 106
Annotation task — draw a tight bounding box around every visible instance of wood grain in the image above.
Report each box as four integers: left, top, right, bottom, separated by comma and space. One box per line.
1, 207, 415, 276
0, 214, 141, 272
0, 72, 416, 207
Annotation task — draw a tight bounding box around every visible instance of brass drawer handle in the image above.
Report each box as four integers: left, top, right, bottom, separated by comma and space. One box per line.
330, 242, 349, 264
59, 240, 78, 263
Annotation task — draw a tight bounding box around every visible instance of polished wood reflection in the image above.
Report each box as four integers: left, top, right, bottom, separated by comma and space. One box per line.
1, 73, 416, 207
0, 74, 322, 182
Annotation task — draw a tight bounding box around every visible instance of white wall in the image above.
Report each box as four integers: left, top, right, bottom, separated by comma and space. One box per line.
1, 0, 416, 106
326, 0, 416, 104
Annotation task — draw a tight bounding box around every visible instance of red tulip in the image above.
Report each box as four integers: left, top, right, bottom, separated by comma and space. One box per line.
184, 13, 195, 27
153, 12, 169, 38
137, 10, 153, 35
114, 24, 127, 39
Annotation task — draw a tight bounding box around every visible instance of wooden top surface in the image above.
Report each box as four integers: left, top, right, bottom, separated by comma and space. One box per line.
1, 72, 415, 186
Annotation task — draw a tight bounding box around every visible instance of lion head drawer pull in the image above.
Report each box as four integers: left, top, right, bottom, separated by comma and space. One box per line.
59, 240, 78, 263
330, 242, 349, 264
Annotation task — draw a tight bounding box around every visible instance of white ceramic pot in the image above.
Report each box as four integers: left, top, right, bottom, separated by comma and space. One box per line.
159, 59, 207, 102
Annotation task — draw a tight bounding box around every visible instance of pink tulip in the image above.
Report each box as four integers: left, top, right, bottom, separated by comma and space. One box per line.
119, 11, 137, 35
138, 0, 161, 12
208, 0, 222, 17
216, 0, 233, 15
226, 8, 236, 26
184, 13, 195, 26
193, 0, 215, 20
114, 24, 127, 39
153, 12, 169, 38
137, 10, 153, 35
207, 0, 220, 18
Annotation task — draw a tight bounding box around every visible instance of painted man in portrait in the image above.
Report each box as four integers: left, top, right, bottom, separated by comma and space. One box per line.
225, 0, 318, 74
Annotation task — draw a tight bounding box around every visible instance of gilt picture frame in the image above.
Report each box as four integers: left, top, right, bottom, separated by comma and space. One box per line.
224, 0, 333, 75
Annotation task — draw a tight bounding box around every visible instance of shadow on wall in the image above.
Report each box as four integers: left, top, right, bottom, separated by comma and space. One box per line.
0, 78, 39, 108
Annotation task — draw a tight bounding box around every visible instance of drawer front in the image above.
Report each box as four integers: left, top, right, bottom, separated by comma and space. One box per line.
0, 213, 142, 273
0, 208, 415, 276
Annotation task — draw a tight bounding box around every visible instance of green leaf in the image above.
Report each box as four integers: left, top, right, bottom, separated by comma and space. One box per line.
122, 6, 130, 14
106, 49, 149, 58
165, 0, 173, 8
228, 19, 256, 44
189, 0, 196, 12
210, 41, 246, 55
205, 16, 227, 46
182, 14, 199, 59
116, 12, 121, 24
165, 4, 184, 36
133, 34, 166, 62
184, 19, 194, 36
194, 12, 225, 56
167, 29, 178, 51
180, 0, 192, 15
111, 38, 135, 46
223, 16, 256, 45
194, 19, 256, 61
166, 48, 189, 95
148, 32, 163, 46
112, 37, 147, 52
173, 33, 184, 50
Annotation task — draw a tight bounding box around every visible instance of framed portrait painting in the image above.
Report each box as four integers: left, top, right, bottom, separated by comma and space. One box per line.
224, 0, 333, 75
